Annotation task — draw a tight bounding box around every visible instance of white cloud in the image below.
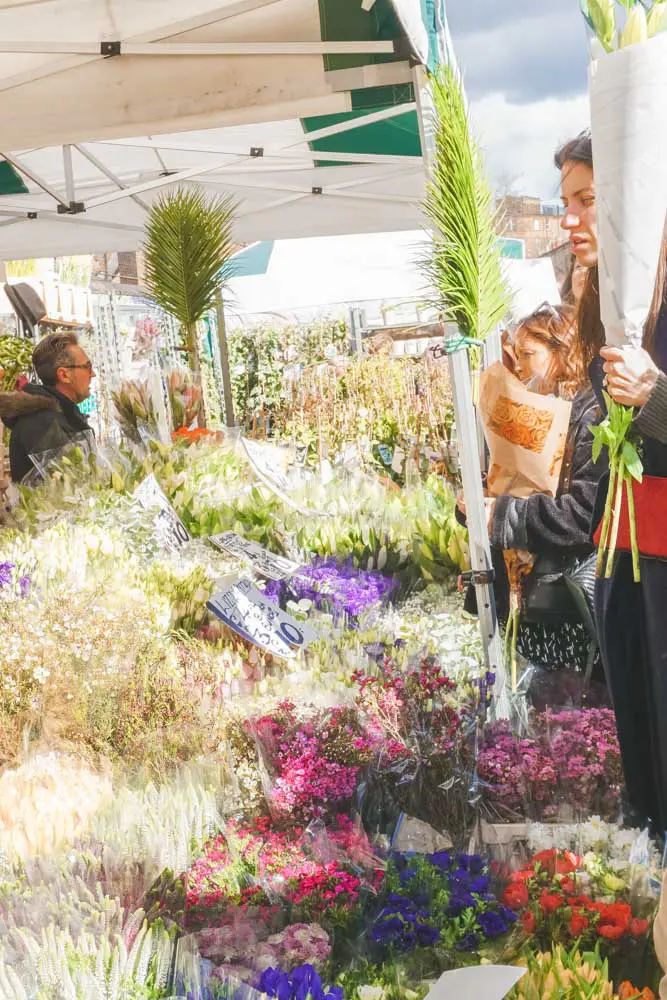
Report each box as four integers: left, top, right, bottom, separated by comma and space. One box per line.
470, 92, 590, 201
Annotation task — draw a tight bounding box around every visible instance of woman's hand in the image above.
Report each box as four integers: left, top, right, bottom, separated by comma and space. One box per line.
457, 492, 496, 530
601, 345, 660, 407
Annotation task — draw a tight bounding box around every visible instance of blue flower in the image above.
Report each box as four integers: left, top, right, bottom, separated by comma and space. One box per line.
455, 932, 480, 952
258, 965, 342, 1000
399, 869, 417, 885
447, 890, 476, 916
429, 850, 452, 870
0, 562, 14, 588
415, 923, 441, 947
456, 853, 485, 874
477, 910, 509, 939
470, 875, 490, 894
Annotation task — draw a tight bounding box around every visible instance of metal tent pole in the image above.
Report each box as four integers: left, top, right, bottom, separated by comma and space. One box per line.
413, 63, 509, 718
447, 332, 509, 719
214, 290, 236, 428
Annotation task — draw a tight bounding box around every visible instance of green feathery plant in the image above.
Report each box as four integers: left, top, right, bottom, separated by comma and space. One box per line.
422, 64, 510, 344
143, 186, 236, 425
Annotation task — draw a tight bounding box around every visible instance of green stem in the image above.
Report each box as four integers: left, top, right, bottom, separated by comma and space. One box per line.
626, 475, 641, 584
596, 456, 617, 577
511, 608, 519, 693
605, 456, 626, 579
504, 611, 512, 672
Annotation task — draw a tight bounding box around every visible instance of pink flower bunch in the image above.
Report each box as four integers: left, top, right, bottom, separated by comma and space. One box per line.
478, 709, 622, 821
185, 815, 377, 929
255, 923, 331, 972
281, 859, 363, 915
272, 733, 360, 820
353, 656, 469, 766
248, 703, 372, 822
197, 918, 259, 962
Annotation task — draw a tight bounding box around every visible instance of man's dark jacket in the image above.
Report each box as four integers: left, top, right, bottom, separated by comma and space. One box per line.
0, 384, 92, 483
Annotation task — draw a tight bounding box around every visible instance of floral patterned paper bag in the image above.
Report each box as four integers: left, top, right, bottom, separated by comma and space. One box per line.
479, 362, 572, 500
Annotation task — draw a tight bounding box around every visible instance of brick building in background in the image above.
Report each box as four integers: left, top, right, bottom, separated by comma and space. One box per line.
497, 196, 564, 259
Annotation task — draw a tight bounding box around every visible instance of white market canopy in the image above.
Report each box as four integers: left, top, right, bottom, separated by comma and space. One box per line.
0, 0, 452, 259
225, 232, 563, 324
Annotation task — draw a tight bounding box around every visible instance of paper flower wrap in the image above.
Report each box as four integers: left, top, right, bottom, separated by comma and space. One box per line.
590, 32, 667, 347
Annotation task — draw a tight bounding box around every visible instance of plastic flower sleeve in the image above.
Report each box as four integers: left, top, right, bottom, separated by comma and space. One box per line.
589, 32, 667, 348
26, 431, 97, 485
354, 654, 482, 850
477, 707, 624, 831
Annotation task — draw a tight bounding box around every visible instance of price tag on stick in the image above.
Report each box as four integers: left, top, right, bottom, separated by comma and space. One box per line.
209, 532, 299, 581
207, 578, 317, 659
134, 474, 191, 553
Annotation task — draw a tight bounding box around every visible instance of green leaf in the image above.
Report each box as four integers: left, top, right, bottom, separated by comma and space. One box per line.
143, 185, 237, 355
421, 65, 510, 341
621, 439, 644, 483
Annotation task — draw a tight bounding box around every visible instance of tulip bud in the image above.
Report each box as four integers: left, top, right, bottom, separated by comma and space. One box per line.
648, 0, 667, 36
588, 0, 617, 51
621, 3, 649, 46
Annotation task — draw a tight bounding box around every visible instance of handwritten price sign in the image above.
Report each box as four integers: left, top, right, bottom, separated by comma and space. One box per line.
134, 475, 191, 553
209, 532, 299, 581
207, 578, 317, 659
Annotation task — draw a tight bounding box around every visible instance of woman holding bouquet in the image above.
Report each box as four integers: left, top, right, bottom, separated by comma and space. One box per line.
459, 303, 605, 682
557, 133, 667, 834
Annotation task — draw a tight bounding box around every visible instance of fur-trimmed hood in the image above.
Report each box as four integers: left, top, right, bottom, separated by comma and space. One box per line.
0, 388, 60, 429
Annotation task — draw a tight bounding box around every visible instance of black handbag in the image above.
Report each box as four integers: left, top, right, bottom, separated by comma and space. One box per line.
522, 551, 597, 628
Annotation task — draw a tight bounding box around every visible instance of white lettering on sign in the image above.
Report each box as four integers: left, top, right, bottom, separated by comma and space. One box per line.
207, 578, 317, 659
134, 474, 191, 553
209, 532, 299, 581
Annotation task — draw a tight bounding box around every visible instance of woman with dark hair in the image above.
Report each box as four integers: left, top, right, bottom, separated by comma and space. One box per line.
556, 132, 667, 833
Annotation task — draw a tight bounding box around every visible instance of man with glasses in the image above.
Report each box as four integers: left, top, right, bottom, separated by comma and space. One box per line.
0, 332, 95, 483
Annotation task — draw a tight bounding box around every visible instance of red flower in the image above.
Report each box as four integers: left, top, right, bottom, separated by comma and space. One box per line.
521, 910, 536, 934
599, 924, 626, 940
532, 849, 581, 876
569, 910, 590, 936
509, 869, 535, 884
502, 882, 529, 910
539, 889, 566, 914
560, 877, 576, 895
630, 918, 649, 938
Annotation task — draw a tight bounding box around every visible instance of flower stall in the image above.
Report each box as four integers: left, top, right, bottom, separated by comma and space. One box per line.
0, 3, 666, 999
0, 425, 662, 1000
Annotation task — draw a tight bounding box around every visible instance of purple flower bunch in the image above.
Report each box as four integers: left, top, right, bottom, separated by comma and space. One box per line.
372, 851, 516, 958
0, 561, 30, 598
478, 709, 622, 821
258, 964, 342, 1000
264, 558, 397, 626
370, 894, 441, 952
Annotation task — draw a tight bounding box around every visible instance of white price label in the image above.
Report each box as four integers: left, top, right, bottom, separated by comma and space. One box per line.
209, 532, 299, 581
207, 578, 317, 659
391, 447, 405, 475
424, 966, 524, 1000
134, 475, 191, 553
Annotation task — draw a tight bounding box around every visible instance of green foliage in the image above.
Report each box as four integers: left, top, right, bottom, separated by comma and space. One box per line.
0, 335, 33, 391
423, 65, 510, 341
143, 187, 236, 381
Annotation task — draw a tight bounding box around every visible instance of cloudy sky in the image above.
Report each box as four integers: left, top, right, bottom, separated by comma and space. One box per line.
446, 0, 591, 202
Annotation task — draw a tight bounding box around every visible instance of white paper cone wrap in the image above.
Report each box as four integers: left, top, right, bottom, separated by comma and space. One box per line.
589, 33, 667, 348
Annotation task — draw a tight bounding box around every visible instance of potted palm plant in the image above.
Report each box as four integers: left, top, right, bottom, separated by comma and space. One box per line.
143, 186, 236, 428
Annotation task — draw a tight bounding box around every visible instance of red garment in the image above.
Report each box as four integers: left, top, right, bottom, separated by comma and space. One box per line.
594, 475, 667, 560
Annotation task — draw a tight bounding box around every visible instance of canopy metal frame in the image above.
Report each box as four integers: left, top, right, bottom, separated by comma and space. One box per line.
0, 101, 422, 231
